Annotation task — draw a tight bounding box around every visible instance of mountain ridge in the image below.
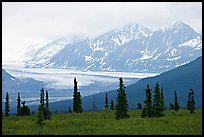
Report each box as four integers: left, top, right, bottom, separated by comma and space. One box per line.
25, 21, 202, 73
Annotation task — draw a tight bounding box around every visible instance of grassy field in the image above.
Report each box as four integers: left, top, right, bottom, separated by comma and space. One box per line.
2, 109, 202, 135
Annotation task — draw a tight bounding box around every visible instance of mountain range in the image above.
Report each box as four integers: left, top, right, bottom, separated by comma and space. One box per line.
24, 21, 202, 73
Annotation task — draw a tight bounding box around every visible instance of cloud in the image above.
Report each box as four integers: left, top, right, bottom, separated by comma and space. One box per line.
2, 2, 202, 63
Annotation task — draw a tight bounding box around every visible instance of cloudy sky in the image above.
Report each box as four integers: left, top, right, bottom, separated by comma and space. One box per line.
2, 2, 202, 64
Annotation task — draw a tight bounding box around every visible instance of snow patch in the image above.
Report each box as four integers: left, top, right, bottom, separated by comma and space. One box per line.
178, 38, 202, 48
167, 56, 181, 61
85, 55, 94, 62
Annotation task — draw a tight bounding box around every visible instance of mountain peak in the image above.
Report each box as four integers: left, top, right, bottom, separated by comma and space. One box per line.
166, 21, 192, 31
122, 22, 151, 32
174, 21, 190, 29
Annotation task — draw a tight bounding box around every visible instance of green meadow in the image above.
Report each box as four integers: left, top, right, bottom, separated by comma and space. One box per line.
2, 109, 202, 135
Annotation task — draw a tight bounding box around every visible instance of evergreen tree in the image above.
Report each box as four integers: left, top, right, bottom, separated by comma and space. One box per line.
5, 92, 10, 116
17, 92, 21, 116
40, 88, 47, 119
19, 101, 31, 116
174, 91, 179, 111
115, 77, 129, 119
40, 88, 45, 108
37, 105, 44, 126
187, 89, 195, 113
44, 90, 50, 120
160, 88, 165, 111
137, 103, 142, 110
110, 100, 114, 111
152, 82, 164, 117
186, 90, 191, 110
141, 84, 152, 118
169, 103, 174, 110
68, 106, 72, 114
73, 78, 83, 113
190, 89, 195, 113
77, 92, 83, 113
104, 93, 109, 110
73, 77, 79, 113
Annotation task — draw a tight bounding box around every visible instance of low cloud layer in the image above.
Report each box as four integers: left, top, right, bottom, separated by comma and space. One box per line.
2, 2, 202, 63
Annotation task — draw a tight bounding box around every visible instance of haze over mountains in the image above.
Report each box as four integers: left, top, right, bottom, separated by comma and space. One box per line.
2, 69, 44, 92
24, 21, 202, 73
45, 56, 202, 112
2, 21, 202, 114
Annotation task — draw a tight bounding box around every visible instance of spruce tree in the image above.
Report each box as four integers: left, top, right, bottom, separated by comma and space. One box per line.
115, 77, 129, 119
104, 93, 109, 110
110, 100, 114, 111
77, 92, 83, 113
137, 103, 142, 110
186, 90, 191, 110
44, 90, 50, 120
20, 101, 31, 116
174, 91, 179, 111
152, 82, 164, 117
68, 106, 72, 114
5, 92, 10, 116
169, 103, 174, 110
141, 84, 152, 118
160, 88, 165, 112
73, 77, 79, 113
17, 92, 21, 116
40, 88, 45, 108
37, 105, 44, 126
190, 89, 195, 113
187, 89, 195, 113
73, 78, 83, 113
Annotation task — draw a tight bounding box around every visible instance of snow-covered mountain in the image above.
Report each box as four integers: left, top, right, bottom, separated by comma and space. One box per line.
25, 21, 202, 73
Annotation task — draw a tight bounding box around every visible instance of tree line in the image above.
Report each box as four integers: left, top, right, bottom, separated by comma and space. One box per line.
4, 77, 196, 123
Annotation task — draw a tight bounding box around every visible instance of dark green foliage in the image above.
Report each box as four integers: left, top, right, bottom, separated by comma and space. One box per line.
137, 103, 142, 110
17, 92, 21, 116
43, 108, 50, 120
152, 82, 164, 117
37, 105, 44, 126
187, 89, 195, 113
32, 111, 35, 115
69, 107, 72, 114
45, 91, 49, 109
141, 84, 152, 118
73, 78, 83, 113
160, 88, 165, 111
115, 77, 129, 119
73, 78, 78, 113
78, 92, 83, 113
104, 93, 109, 110
174, 91, 179, 111
110, 100, 114, 111
40, 88, 45, 108
18, 106, 31, 116
44, 91, 51, 120
190, 90, 195, 113
5, 92, 10, 117
169, 103, 174, 110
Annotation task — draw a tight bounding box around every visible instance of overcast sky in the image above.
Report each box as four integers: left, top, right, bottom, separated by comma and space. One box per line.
2, 2, 202, 64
